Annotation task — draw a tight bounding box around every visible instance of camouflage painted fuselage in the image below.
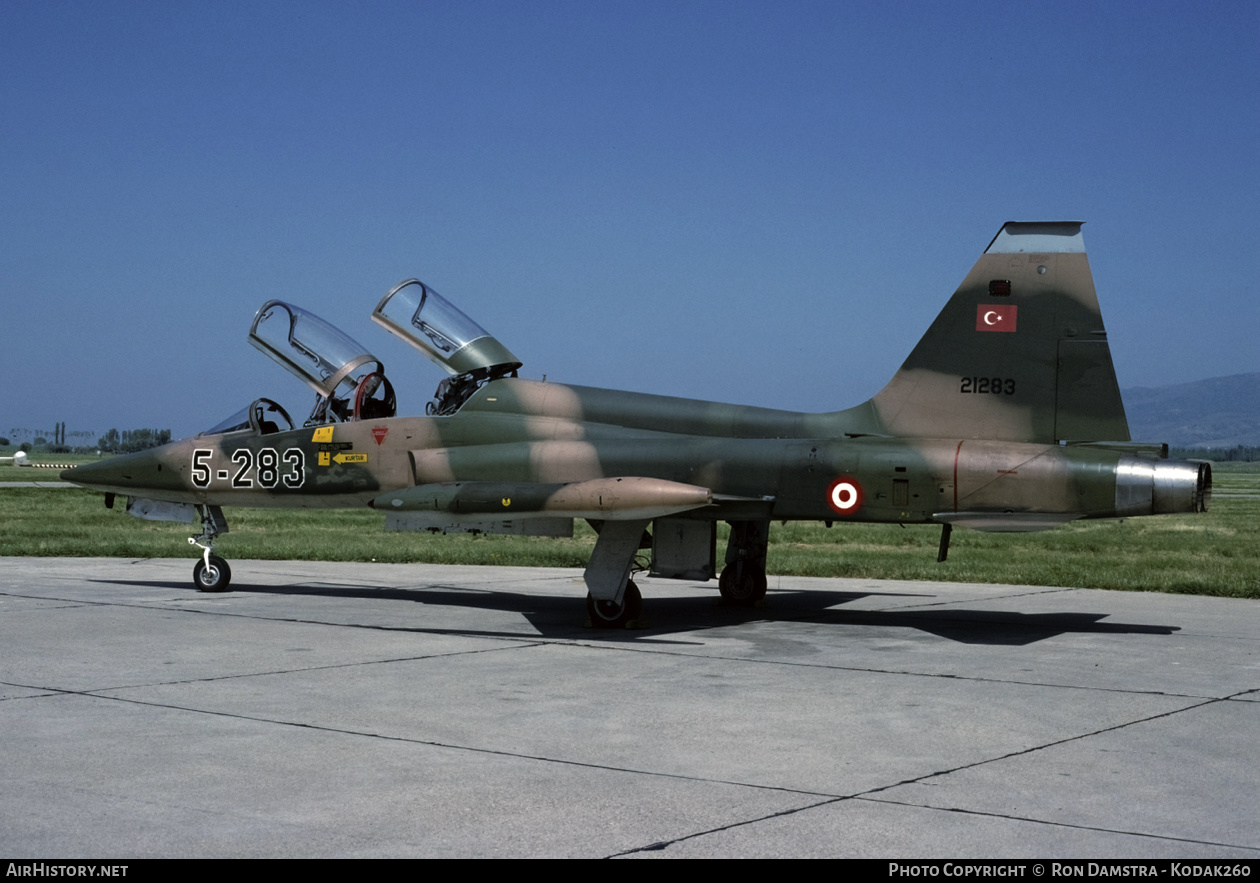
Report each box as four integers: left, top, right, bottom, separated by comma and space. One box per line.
66, 373, 1206, 529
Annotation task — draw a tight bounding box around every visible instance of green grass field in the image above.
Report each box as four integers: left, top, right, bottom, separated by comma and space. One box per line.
2, 455, 1257, 598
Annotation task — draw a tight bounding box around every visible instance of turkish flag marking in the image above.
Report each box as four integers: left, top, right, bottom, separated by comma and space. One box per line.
976, 304, 1018, 332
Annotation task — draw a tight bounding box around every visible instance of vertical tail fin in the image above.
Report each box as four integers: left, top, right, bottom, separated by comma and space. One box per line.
869, 222, 1130, 443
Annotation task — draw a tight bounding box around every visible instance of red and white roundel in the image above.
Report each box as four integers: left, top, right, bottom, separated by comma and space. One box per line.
826, 477, 863, 514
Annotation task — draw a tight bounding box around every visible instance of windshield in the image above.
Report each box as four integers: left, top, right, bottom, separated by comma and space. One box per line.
200, 398, 295, 437
202, 406, 251, 437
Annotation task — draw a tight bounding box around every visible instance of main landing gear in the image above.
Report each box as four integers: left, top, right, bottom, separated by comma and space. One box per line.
583, 519, 651, 629
189, 505, 232, 592
719, 520, 769, 606
582, 517, 771, 626
586, 579, 642, 629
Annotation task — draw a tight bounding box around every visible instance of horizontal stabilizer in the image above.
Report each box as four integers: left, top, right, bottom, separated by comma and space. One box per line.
932, 511, 1084, 533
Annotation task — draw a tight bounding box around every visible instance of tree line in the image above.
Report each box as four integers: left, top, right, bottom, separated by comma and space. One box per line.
1171, 445, 1260, 462
0, 426, 172, 454
96, 428, 173, 454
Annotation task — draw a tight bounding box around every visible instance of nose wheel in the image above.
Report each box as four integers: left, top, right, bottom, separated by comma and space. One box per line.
193, 555, 232, 592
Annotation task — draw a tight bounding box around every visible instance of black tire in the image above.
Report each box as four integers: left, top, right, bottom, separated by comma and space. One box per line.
718, 563, 766, 606
586, 579, 642, 629
193, 555, 232, 593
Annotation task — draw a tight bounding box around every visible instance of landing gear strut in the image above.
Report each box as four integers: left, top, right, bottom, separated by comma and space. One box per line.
719, 520, 769, 606
189, 505, 232, 593
937, 522, 952, 563
583, 519, 651, 629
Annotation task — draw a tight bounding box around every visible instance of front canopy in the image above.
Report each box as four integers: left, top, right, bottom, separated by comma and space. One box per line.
248, 300, 395, 424
250, 300, 382, 398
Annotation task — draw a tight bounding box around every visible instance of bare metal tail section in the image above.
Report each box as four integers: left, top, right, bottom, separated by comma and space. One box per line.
869, 222, 1130, 443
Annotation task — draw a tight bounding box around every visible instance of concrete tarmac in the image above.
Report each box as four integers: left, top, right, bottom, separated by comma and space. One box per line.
2, 557, 1256, 858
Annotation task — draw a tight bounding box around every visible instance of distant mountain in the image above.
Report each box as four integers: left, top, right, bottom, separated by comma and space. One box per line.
1124, 373, 1260, 448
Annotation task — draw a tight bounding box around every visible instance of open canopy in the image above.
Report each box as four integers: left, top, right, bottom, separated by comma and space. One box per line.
250, 300, 382, 397
248, 300, 395, 425
371, 279, 521, 377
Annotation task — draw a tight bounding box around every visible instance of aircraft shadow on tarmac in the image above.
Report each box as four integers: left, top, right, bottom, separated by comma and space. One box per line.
90, 576, 1180, 647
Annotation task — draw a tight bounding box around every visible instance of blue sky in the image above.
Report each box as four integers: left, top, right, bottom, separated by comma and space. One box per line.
3, 0, 1257, 440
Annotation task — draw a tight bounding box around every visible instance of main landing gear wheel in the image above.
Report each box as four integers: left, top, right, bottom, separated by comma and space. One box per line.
586, 579, 642, 629
719, 563, 766, 606
193, 555, 232, 593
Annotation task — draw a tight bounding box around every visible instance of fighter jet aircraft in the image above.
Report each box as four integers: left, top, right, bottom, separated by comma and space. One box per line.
63, 222, 1211, 626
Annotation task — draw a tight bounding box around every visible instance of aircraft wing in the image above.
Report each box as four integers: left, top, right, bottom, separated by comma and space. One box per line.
372, 477, 714, 608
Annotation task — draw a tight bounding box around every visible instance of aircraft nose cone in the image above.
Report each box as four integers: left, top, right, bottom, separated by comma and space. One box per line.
61, 456, 141, 489
61, 459, 116, 485
60, 448, 181, 493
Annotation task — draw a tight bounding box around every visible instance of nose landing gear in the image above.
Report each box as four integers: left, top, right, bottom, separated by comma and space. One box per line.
189, 505, 232, 592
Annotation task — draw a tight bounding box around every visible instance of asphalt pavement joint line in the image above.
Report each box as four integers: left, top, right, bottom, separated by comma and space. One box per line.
2, 642, 550, 696
13, 678, 1243, 858
2, 598, 93, 612
0, 587, 571, 645
9, 683, 856, 800
855, 796, 1260, 854
608, 690, 1258, 857
609, 787, 1260, 858
864, 585, 1078, 611
558, 639, 1225, 701
858, 692, 1233, 800
609, 795, 848, 857
0, 682, 68, 702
